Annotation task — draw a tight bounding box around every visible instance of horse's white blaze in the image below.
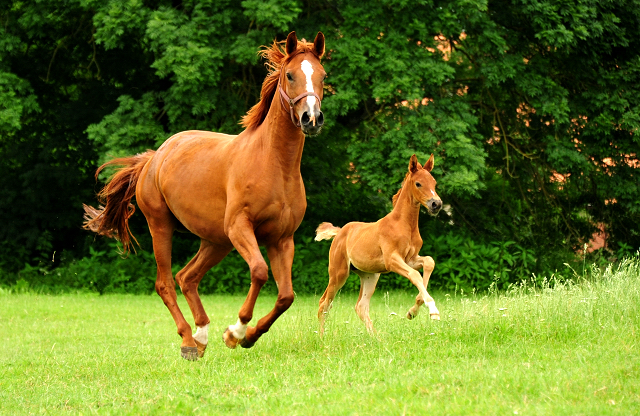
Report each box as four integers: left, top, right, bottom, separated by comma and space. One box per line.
193, 323, 209, 345
301, 60, 317, 111
230, 318, 247, 339
431, 190, 436, 196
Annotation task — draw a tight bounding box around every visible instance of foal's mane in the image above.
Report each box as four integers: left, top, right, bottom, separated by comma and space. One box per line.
241, 39, 322, 130
391, 171, 412, 208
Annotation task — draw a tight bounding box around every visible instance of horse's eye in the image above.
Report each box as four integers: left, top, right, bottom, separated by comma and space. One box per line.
415, 182, 422, 188
286, 72, 293, 81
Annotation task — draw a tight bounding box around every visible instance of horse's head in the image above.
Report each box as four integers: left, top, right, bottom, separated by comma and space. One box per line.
408, 154, 442, 216
279, 31, 326, 136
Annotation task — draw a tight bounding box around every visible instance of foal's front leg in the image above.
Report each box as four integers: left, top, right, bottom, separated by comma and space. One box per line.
406, 256, 440, 320
387, 254, 440, 321
353, 270, 381, 333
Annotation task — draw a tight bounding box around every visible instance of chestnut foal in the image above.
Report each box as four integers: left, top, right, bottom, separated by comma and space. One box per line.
315, 154, 442, 335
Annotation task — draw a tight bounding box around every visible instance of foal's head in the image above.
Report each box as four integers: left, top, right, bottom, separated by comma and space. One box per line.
280, 31, 326, 136
406, 154, 442, 216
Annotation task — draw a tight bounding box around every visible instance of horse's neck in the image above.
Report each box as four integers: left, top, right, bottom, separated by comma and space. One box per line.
389, 185, 420, 230
261, 93, 306, 176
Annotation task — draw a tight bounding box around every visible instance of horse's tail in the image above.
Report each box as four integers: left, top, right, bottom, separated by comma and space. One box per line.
83, 151, 156, 253
315, 222, 341, 241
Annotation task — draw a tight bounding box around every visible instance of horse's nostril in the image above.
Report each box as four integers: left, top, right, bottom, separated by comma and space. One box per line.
316, 111, 324, 126
301, 112, 310, 125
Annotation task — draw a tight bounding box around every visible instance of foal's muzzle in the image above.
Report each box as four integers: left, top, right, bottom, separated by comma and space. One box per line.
300, 110, 324, 136
425, 198, 442, 216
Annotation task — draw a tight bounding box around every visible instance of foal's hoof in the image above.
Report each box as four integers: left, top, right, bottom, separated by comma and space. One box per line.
222, 327, 240, 349
430, 313, 441, 320
239, 337, 256, 349
180, 346, 199, 361
194, 339, 207, 358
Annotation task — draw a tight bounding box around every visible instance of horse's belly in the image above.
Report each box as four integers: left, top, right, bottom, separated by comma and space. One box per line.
254, 202, 305, 243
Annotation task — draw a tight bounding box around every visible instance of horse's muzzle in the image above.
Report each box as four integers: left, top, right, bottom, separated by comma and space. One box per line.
301, 110, 324, 136
425, 198, 442, 216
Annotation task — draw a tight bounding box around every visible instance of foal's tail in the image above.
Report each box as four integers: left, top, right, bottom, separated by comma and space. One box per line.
83, 151, 156, 253
314, 222, 341, 241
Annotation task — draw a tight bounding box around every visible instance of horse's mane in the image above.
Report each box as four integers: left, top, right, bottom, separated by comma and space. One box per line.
241, 39, 322, 130
391, 171, 411, 208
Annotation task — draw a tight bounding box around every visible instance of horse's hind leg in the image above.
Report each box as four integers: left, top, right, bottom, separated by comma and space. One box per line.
138, 173, 197, 360
353, 270, 380, 334
318, 239, 350, 336
176, 240, 232, 358
405, 256, 440, 320
148, 222, 199, 360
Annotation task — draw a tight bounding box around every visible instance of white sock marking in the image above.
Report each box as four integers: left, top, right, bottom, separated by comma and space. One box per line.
229, 318, 247, 339
426, 300, 439, 315
193, 323, 209, 345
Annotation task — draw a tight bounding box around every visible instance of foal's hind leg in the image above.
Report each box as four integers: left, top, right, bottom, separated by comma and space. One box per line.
353, 270, 380, 333
176, 240, 232, 358
406, 256, 440, 320
318, 240, 350, 336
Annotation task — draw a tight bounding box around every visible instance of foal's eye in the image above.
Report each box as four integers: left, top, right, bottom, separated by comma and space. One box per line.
415, 182, 422, 188
286, 72, 293, 81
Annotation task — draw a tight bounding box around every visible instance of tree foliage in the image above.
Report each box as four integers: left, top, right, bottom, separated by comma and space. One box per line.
2, 0, 639, 279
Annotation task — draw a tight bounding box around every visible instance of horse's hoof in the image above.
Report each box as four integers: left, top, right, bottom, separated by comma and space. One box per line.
430, 313, 441, 320
194, 339, 207, 358
239, 337, 255, 349
180, 346, 198, 361
222, 327, 240, 349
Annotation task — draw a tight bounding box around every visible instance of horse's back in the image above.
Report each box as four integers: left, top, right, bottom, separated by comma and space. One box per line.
138, 130, 240, 243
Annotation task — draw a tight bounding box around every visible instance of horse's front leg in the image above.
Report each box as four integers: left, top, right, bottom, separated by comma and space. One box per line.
237, 237, 296, 348
406, 256, 440, 320
223, 216, 269, 349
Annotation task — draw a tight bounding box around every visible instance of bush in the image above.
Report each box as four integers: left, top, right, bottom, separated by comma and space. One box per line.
0, 233, 565, 296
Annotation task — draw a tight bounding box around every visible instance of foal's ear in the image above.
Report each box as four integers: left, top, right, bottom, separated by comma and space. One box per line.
409, 154, 422, 173
286, 31, 298, 56
313, 32, 325, 58
423, 154, 434, 172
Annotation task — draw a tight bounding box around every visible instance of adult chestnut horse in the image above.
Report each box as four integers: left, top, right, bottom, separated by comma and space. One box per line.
83, 31, 326, 360
315, 154, 442, 335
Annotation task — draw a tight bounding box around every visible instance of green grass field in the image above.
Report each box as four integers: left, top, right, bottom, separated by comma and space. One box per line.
1, 260, 639, 415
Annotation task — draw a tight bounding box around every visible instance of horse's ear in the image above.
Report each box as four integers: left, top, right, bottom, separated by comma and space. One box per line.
313, 32, 325, 57
286, 31, 298, 56
423, 154, 434, 172
409, 154, 421, 173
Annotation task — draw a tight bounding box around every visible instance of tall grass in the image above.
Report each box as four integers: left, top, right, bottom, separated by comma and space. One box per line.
1, 258, 638, 415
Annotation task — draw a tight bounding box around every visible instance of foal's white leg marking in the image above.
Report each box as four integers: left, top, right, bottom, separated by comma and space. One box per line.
426, 300, 440, 316
301, 60, 317, 123
229, 318, 248, 339
193, 323, 209, 345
